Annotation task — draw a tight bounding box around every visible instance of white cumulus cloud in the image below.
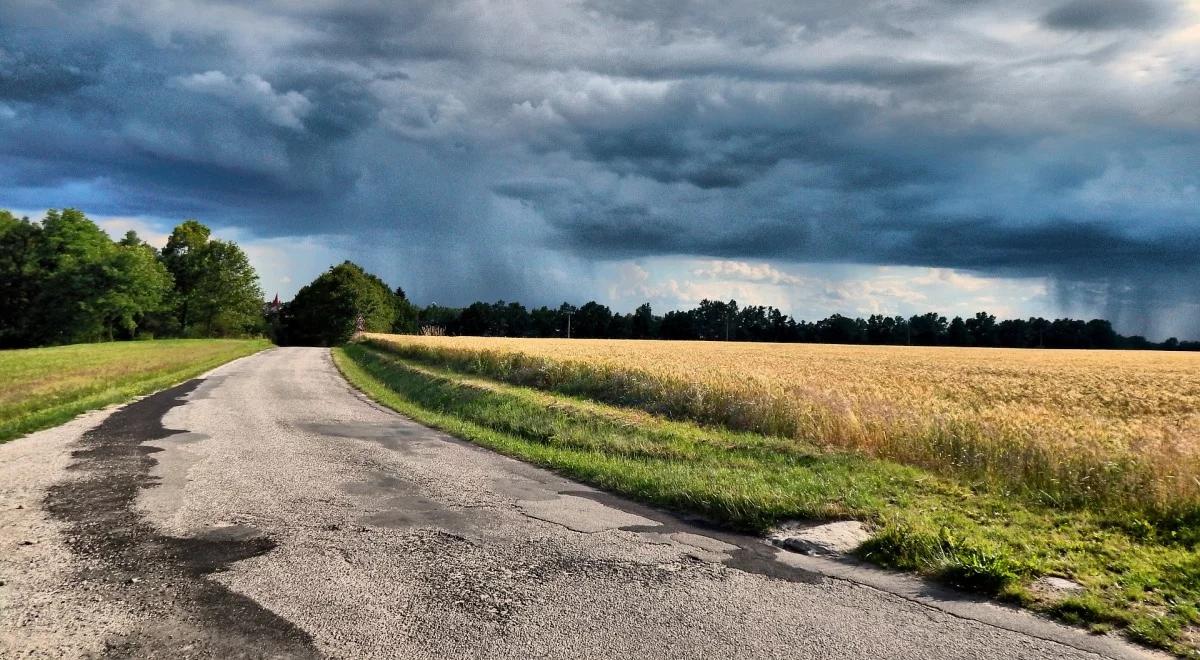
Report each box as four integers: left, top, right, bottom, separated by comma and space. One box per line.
172, 71, 312, 130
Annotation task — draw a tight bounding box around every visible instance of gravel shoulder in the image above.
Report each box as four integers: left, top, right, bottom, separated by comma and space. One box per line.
0, 347, 1170, 659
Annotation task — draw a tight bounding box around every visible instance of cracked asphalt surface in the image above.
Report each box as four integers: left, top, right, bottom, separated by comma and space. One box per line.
0, 347, 1167, 659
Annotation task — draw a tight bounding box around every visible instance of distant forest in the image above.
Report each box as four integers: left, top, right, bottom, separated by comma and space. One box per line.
4, 208, 1194, 351
415, 299, 1199, 350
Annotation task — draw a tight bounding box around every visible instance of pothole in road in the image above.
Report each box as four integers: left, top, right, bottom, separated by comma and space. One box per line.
394, 529, 719, 626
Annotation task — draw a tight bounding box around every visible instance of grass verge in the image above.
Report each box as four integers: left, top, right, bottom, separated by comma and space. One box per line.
0, 338, 270, 442
335, 343, 1200, 657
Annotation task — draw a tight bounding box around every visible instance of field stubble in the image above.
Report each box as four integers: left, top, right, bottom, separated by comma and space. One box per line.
362, 334, 1200, 517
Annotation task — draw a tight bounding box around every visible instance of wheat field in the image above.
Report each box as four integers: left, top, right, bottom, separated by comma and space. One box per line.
363, 334, 1200, 513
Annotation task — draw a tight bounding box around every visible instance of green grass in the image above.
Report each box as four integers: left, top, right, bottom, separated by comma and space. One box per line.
335, 343, 1200, 657
0, 338, 270, 442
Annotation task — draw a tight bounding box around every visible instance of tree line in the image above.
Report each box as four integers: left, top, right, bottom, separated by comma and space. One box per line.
6, 209, 1192, 352
0, 209, 264, 348
411, 298, 1198, 350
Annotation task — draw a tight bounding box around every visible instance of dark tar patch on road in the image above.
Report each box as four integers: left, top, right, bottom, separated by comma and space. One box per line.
44, 380, 319, 659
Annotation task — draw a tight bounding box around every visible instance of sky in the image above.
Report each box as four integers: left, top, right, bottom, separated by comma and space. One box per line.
2, 1, 1198, 338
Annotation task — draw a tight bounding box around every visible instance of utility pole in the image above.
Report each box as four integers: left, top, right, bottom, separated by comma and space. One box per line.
565, 311, 574, 339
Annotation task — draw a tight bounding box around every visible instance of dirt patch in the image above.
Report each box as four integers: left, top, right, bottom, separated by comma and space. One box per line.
43, 380, 318, 658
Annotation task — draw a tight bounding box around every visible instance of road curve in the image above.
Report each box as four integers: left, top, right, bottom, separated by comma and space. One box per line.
0, 347, 1163, 659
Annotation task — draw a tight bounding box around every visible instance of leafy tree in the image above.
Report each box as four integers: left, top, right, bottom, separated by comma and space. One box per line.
632, 303, 655, 339
282, 261, 403, 346
965, 312, 997, 347
35, 209, 145, 342
1045, 318, 1088, 349
97, 240, 174, 339
768, 307, 797, 342
736, 305, 772, 341
1028, 317, 1052, 348
996, 318, 1028, 347
1085, 319, 1117, 349
31, 209, 99, 342
160, 220, 210, 331
816, 314, 866, 344
187, 240, 264, 336
160, 220, 262, 337
11, 209, 173, 344
118, 230, 145, 248
529, 305, 561, 337
394, 297, 419, 334
361, 288, 1196, 351
573, 301, 613, 338
459, 301, 500, 336
692, 299, 738, 340
948, 316, 969, 346
0, 211, 42, 347
908, 312, 948, 345
607, 311, 634, 339
866, 314, 908, 345
659, 309, 697, 339
1120, 334, 1154, 349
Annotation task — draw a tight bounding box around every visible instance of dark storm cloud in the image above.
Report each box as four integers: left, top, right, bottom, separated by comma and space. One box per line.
1042, 0, 1169, 32
0, 50, 94, 101
0, 0, 1198, 336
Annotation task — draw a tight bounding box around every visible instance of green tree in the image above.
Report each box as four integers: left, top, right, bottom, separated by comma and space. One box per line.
118, 230, 146, 248
965, 312, 997, 347
632, 302, 655, 339
97, 240, 173, 339
393, 297, 419, 334
573, 301, 614, 338
0, 211, 44, 347
160, 220, 263, 337
23, 209, 173, 344
815, 314, 865, 344
948, 316, 969, 346
188, 240, 264, 336
908, 312, 948, 345
282, 261, 405, 346
1085, 319, 1118, 349
160, 220, 211, 333
35, 208, 125, 343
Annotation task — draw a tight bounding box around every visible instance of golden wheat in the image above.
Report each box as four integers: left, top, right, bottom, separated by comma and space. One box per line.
363, 334, 1200, 512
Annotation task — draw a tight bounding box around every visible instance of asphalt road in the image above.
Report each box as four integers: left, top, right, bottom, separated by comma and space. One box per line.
0, 347, 1165, 659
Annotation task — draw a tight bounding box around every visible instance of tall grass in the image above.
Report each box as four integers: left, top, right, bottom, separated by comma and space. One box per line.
361, 334, 1200, 517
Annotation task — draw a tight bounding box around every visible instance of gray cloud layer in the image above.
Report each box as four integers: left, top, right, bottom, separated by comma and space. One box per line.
1, 0, 1197, 336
